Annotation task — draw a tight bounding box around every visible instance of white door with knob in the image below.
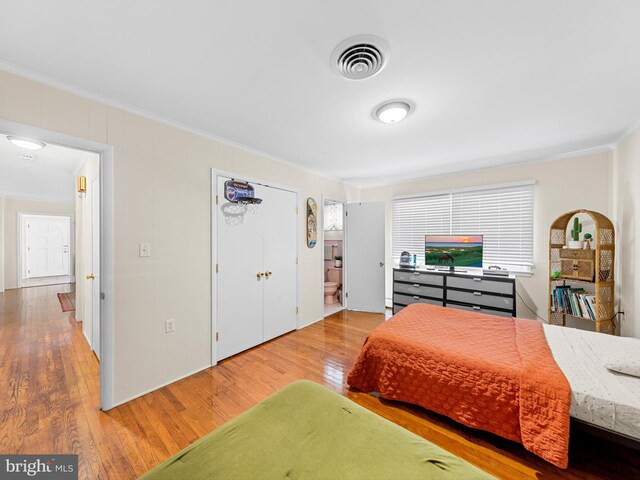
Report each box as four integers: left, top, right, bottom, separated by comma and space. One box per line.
215, 174, 297, 361
262, 185, 297, 342
24, 214, 71, 279
346, 202, 386, 313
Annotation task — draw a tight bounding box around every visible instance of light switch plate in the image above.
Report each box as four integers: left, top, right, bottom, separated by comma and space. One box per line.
139, 243, 151, 257
165, 318, 175, 333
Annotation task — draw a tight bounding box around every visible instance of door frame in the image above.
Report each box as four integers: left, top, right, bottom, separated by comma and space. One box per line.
17, 212, 74, 287
320, 195, 348, 317
0, 118, 115, 411
210, 169, 299, 367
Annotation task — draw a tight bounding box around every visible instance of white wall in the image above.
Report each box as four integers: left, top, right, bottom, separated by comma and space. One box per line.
613, 127, 640, 337
360, 152, 612, 329
2, 196, 75, 289
0, 69, 357, 405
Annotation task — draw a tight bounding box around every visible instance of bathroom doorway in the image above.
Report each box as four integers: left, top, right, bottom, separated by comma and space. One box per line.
322, 198, 346, 317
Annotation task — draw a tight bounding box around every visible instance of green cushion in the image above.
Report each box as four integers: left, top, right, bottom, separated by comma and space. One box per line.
139, 380, 494, 479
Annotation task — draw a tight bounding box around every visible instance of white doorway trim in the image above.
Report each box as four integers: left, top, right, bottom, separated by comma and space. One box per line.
320, 195, 348, 318
210, 169, 299, 367
0, 118, 115, 411
17, 212, 74, 288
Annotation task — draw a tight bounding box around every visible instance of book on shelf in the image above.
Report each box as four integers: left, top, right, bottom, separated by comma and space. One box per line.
550, 285, 597, 320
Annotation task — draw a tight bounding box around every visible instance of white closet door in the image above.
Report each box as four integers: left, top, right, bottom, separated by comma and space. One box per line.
262, 186, 297, 341
216, 176, 265, 360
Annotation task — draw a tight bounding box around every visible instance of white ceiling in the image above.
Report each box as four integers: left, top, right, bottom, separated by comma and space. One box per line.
0, 135, 93, 203
0, 1, 638, 186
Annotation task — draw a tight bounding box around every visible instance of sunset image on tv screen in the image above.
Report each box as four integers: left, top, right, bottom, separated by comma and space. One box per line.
425, 235, 483, 267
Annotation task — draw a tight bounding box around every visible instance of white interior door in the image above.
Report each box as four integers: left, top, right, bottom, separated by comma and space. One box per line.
82, 184, 93, 349
216, 176, 265, 360
91, 177, 101, 359
346, 202, 386, 313
262, 186, 297, 341
25, 215, 71, 279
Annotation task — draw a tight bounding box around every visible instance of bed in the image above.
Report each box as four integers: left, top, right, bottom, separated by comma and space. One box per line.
139, 379, 494, 480
347, 303, 640, 468
544, 324, 640, 440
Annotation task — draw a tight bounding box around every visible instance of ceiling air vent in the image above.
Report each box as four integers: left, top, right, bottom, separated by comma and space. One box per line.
331, 35, 389, 80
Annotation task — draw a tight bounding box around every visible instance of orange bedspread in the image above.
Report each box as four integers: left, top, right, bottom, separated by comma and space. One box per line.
347, 304, 571, 468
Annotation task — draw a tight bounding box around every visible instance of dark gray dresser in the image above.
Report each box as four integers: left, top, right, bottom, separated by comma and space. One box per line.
392, 268, 516, 317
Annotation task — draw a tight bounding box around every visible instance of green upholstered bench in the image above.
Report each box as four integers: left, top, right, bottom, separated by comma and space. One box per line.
139, 380, 494, 479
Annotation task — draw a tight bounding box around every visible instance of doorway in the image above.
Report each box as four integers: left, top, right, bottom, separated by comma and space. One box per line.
0, 119, 114, 409
322, 198, 346, 317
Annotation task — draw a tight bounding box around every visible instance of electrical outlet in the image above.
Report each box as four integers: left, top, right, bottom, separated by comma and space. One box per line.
165, 318, 175, 333
139, 243, 151, 257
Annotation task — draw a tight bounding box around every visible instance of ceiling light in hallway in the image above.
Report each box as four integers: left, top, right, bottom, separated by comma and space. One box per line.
7, 136, 46, 150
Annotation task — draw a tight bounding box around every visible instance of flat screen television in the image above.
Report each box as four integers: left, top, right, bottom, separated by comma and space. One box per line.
425, 235, 483, 270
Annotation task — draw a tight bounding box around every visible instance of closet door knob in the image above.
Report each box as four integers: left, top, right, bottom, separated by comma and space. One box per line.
265, 271, 272, 278
256, 272, 264, 279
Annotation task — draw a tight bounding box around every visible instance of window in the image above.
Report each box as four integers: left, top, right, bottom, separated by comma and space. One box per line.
392, 182, 534, 272
324, 202, 343, 231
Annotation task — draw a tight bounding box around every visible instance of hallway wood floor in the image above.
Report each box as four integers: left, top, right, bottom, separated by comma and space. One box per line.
0, 285, 638, 479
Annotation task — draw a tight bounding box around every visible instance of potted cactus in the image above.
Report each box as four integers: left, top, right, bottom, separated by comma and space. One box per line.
568, 217, 583, 249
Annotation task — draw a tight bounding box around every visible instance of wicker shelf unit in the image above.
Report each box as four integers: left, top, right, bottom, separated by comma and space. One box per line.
548, 209, 616, 334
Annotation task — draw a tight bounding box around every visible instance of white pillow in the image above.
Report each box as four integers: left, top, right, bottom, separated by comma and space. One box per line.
604, 352, 640, 378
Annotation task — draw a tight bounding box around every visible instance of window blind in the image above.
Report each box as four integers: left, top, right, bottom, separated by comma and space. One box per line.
392, 193, 451, 263
392, 182, 534, 271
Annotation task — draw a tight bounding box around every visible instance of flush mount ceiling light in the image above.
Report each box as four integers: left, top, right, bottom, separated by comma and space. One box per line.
375, 101, 411, 124
7, 136, 46, 150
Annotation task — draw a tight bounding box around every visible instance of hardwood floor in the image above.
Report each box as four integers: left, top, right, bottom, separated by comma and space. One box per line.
0, 285, 638, 479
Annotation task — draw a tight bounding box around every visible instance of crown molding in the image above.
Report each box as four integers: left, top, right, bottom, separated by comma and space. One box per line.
352, 144, 614, 189
0, 60, 342, 185
613, 117, 640, 146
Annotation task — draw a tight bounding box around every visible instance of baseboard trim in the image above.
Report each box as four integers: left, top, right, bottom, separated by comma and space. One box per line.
297, 317, 324, 330
108, 364, 212, 411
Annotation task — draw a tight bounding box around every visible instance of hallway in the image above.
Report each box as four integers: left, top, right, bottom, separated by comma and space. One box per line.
0, 284, 98, 458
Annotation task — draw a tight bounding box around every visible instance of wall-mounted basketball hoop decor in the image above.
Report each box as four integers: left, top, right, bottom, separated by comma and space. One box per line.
307, 197, 317, 248
221, 179, 263, 226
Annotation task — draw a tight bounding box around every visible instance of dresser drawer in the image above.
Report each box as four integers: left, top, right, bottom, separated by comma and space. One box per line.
446, 302, 513, 318
446, 289, 514, 311
393, 304, 405, 315
447, 276, 513, 295
394, 282, 444, 299
393, 293, 443, 307
393, 270, 444, 286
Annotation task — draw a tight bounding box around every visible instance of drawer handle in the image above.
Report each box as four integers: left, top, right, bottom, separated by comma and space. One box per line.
413, 284, 420, 287
472, 306, 481, 310
473, 278, 482, 282
473, 291, 482, 296
413, 296, 420, 300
